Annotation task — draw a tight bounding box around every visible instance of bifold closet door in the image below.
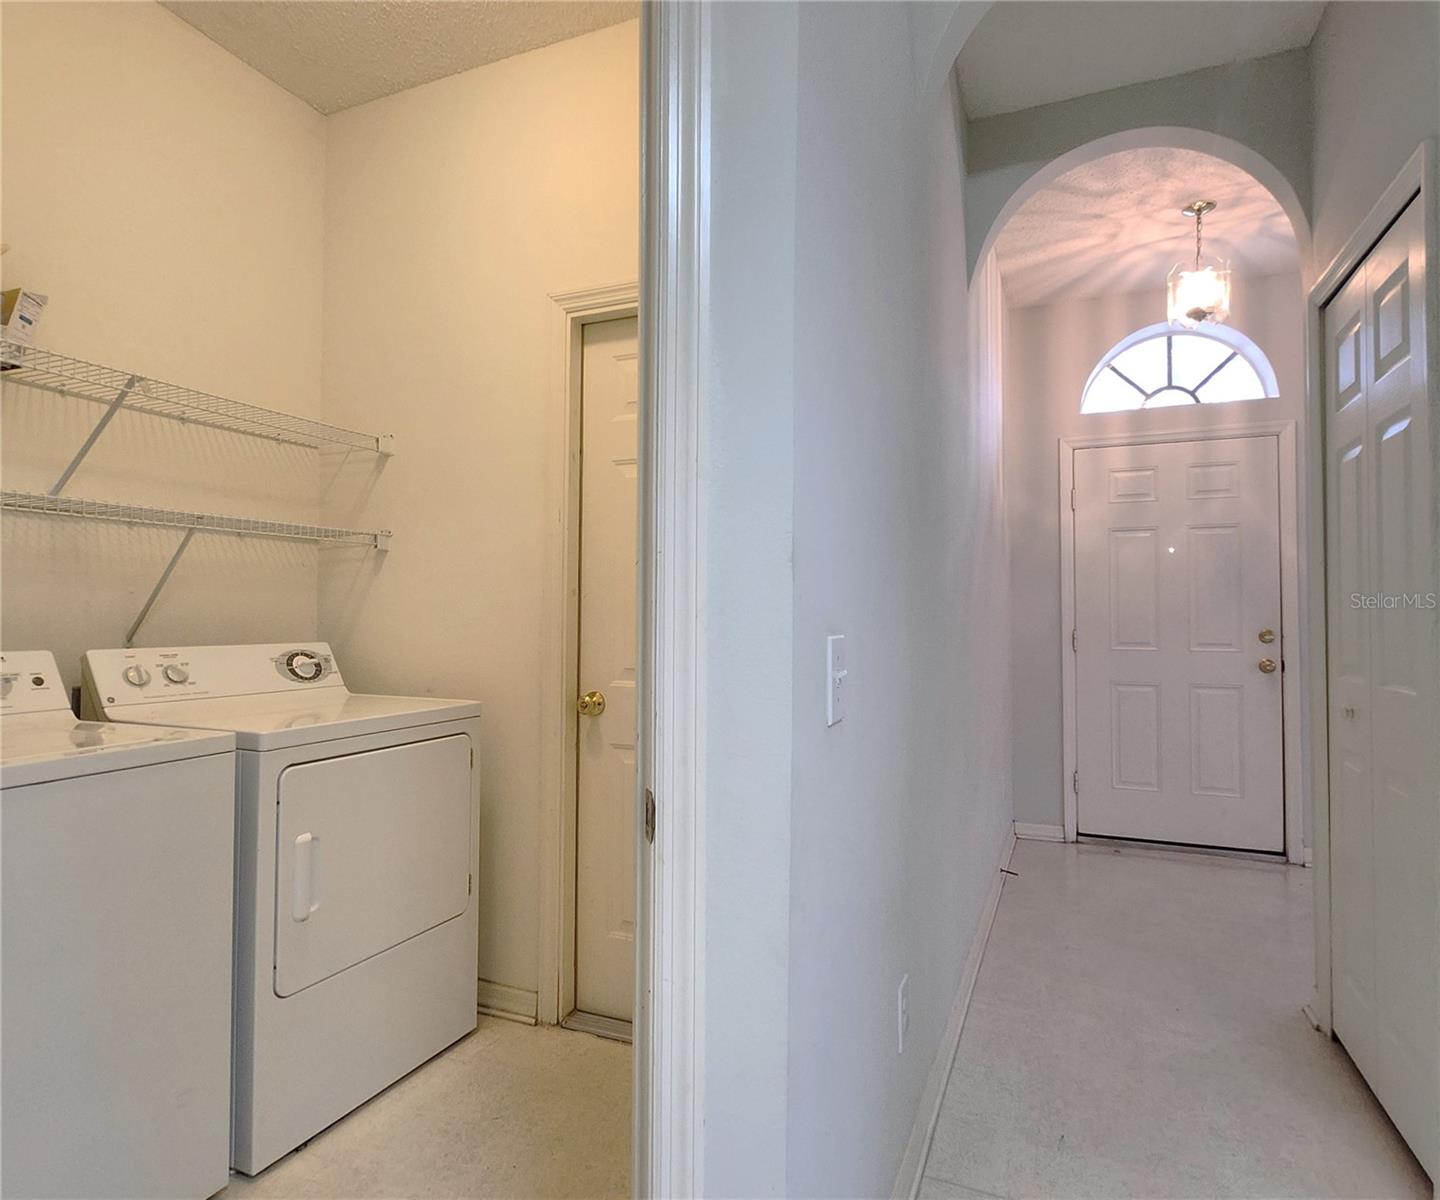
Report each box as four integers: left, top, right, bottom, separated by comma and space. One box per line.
1325, 193, 1438, 1179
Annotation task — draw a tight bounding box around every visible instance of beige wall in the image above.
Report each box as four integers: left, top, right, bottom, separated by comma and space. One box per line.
0, 1, 327, 689
1003, 272, 1306, 832
318, 20, 640, 1007
2, 4, 640, 1006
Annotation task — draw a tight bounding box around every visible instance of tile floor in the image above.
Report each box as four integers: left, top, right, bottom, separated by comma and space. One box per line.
920, 840, 1433, 1200
221, 1017, 630, 1199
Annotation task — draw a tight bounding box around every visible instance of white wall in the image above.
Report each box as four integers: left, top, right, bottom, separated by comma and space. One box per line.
696, 4, 801, 1187
1, 1, 327, 691
787, 7, 1012, 1198
1004, 272, 1305, 831
1310, 1, 1440, 273
318, 21, 639, 1010
696, 3, 1014, 1193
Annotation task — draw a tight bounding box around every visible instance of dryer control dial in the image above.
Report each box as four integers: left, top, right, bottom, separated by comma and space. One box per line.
123, 665, 152, 688
283, 651, 325, 683
162, 664, 189, 684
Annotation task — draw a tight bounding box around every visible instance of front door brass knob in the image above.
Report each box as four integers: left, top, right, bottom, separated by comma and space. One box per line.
1258, 658, 1277, 674
578, 690, 607, 717
1258, 628, 1276, 644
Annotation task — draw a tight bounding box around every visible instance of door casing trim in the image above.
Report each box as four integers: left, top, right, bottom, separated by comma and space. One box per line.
636, 1, 707, 1191
1304, 137, 1439, 1035
1058, 423, 1305, 865
537, 282, 639, 1029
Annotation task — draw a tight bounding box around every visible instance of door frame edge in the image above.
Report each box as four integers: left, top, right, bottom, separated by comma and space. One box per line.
1303, 136, 1439, 1036
636, 1, 708, 1196
1058, 423, 1306, 864
538, 281, 639, 1029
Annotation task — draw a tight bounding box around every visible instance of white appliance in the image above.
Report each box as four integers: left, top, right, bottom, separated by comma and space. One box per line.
1, 650, 235, 1200
82, 643, 482, 1176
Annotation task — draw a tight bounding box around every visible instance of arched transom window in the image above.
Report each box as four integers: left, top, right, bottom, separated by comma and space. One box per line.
1080, 322, 1278, 414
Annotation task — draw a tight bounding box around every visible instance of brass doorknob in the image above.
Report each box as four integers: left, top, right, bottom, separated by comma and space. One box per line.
1258, 658, 1277, 674
578, 690, 607, 716
1258, 628, 1276, 644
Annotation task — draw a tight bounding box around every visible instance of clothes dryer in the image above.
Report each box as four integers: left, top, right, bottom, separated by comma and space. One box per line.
83, 643, 481, 1175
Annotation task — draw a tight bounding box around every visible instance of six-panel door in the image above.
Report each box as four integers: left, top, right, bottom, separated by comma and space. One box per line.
575, 315, 640, 1024
1073, 436, 1285, 852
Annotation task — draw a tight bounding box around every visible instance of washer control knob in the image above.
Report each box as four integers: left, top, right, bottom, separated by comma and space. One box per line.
162, 664, 189, 684
123, 665, 152, 688
284, 651, 324, 682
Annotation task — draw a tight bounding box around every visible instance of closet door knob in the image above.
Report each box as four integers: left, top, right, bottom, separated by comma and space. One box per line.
1258, 658, 1277, 674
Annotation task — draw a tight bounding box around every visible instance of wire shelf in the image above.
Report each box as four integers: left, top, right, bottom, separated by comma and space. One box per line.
1, 490, 390, 549
0, 340, 391, 454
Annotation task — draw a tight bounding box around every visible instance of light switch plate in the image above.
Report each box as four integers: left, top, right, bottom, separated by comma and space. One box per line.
826, 634, 847, 726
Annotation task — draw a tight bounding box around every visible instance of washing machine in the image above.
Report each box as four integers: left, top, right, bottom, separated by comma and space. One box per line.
82, 642, 482, 1176
1, 650, 236, 1200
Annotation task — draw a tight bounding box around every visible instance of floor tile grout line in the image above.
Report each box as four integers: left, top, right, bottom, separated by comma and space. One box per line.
918, 1170, 1011, 1200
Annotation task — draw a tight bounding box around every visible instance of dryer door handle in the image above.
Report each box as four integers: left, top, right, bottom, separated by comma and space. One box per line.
291, 832, 320, 922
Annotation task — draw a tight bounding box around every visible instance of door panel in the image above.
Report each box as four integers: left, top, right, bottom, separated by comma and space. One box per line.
274, 735, 472, 997
1074, 436, 1284, 851
1187, 524, 1242, 649
1190, 686, 1243, 796
1111, 684, 1161, 790
1109, 530, 1160, 647
575, 315, 639, 1023
1325, 194, 1438, 1177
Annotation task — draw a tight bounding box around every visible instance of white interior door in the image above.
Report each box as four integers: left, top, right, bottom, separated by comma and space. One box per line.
1325, 194, 1438, 1178
1073, 436, 1285, 852
574, 315, 639, 1024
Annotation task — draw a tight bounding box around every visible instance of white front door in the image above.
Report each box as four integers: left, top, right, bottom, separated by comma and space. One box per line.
574, 315, 639, 1024
1073, 436, 1285, 852
1325, 195, 1438, 1178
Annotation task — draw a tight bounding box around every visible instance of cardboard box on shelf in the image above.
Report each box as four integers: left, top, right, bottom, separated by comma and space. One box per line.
1, 288, 48, 345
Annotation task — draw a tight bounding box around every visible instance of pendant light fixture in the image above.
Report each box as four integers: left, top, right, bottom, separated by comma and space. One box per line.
1167, 199, 1231, 327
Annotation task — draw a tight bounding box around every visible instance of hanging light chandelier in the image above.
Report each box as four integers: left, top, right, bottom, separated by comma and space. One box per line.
1167, 199, 1231, 327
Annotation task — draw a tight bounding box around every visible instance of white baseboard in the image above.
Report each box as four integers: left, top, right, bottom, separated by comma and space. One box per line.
1013, 821, 1065, 842
891, 829, 1016, 1200
477, 978, 539, 1025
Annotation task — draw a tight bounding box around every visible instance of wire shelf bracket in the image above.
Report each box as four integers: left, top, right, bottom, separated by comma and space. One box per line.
49, 373, 139, 495
126, 527, 196, 647
1, 490, 392, 646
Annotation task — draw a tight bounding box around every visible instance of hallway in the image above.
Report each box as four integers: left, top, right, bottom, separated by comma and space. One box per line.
920, 840, 1431, 1200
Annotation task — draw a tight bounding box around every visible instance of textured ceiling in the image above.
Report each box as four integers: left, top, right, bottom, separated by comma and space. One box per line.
957, 1, 1326, 119
993, 147, 1301, 309
161, 1, 639, 114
